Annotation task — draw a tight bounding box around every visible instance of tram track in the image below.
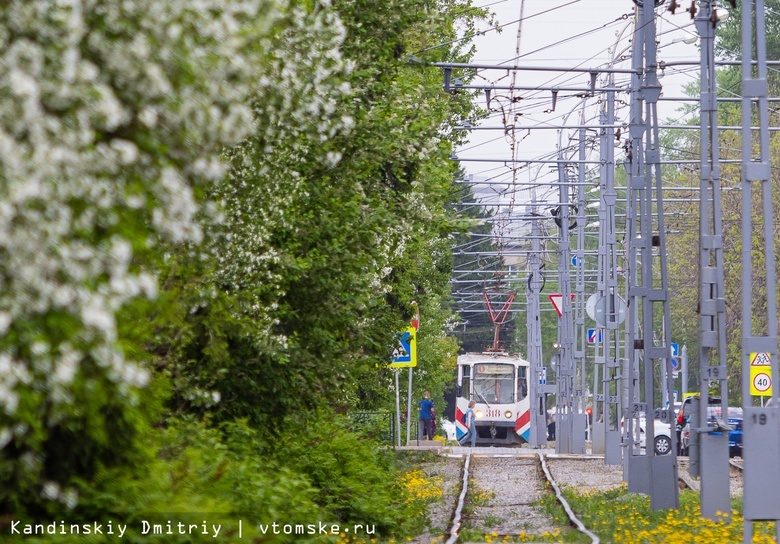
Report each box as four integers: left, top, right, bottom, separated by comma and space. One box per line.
444, 453, 601, 543
439, 451, 745, 543
675, 456, 744, 495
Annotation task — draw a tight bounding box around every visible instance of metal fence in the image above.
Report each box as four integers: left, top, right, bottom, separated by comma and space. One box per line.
348, 411, 395, 445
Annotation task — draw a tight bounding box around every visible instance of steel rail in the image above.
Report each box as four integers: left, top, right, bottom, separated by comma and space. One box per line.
538, 453, 600, 544
444, 453, 471, 544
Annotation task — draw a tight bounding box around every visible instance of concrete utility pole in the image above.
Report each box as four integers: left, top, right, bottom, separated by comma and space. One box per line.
739, 1, 780, 542
623, 0, 678, 510
690, 0, 730, 520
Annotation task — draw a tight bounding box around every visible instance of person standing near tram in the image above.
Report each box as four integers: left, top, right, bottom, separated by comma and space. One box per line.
459, 400, 477, 447
418, 391, 435, 440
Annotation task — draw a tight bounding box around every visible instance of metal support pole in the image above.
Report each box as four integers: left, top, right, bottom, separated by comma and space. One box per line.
740, 1, 780, 539
592, 114, 608, 457
624, 2, 678, 510
395, 370, 402, 447
407, 368, 413, 444
598, 84, 623, 465
555, 160, 576, 454
624, 3, 646, 491
693, 0, 730, 519
527, 196, 548, 447
572, 126, 588, 453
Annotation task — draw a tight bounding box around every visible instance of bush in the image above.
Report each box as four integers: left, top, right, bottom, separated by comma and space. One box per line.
3, 414, 426, 543
5, 419, 325, 544
274, 412, 423, 539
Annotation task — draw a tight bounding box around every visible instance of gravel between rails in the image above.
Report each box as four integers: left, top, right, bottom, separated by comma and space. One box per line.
409, 454, 464, 544
407, 452, 747, 544
411, 455, 627, 542
677, 457, 744, 497
466, 456, 558, 537
545, 457, 626, 493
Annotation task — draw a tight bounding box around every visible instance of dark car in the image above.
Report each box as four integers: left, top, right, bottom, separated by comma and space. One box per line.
679, 408, 742, 458
676, 395, 721, 456
728, 417, 743, 458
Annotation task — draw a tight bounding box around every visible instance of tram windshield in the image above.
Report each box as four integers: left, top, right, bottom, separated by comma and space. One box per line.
473, 363, 515, 404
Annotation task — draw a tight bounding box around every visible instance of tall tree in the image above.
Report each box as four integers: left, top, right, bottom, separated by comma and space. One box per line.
0, 0, 277, 509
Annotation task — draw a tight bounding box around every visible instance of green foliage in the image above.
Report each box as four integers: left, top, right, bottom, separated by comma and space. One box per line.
4, 415, 421, 543
273, 413, 421, 537
155, 0, 488, 424
2, 0, 490, 534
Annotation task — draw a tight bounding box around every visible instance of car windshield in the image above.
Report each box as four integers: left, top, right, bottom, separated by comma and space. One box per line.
473, 363, 515, 404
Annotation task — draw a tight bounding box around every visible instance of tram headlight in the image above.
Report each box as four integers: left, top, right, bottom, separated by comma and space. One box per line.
505, 410, 513, 419
475, 410, 483, 419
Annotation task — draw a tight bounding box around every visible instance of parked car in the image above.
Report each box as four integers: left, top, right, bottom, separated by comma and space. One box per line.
728, 417, 743, 458
676, 395, 722, 455
679, 406, 742, 457
623, 416, 673, 455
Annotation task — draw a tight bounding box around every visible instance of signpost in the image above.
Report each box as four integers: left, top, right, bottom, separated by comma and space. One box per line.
391, 303, 420, 446
749, 352, 773, 397
389, 327, 417, 368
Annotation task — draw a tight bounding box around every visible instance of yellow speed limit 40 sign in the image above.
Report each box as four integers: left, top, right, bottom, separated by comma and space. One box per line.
749, 352, 773, 397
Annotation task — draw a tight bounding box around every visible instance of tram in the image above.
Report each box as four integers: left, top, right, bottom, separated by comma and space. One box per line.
455, 351, 531, 445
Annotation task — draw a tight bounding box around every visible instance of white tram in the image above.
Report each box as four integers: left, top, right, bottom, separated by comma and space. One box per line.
455, 352, 531, 445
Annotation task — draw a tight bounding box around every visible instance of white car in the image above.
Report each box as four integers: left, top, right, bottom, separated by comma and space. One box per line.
441, 418, 457, 441
623, 417, 673, 455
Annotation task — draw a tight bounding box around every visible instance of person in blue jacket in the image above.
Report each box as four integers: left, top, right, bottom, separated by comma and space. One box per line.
459, 400, 477, 447
418, 391, 435, 440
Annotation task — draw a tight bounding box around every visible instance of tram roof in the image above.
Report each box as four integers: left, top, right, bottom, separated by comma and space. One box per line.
457, 352, 529, 365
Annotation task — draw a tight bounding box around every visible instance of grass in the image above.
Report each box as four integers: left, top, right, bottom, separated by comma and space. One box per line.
564, 485, 778, 543
388, 452, 780, 544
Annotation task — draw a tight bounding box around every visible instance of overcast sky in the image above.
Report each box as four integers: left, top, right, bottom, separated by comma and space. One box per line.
457, 0, 704, 200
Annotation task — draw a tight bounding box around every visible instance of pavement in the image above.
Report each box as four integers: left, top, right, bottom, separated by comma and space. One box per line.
396, 441, 580, 456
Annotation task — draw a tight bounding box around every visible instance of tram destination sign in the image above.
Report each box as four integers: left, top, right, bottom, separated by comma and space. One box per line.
475, 363, 514, 374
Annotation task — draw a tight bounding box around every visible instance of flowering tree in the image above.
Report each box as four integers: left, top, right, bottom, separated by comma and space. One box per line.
0, 0, 489, 524
160, 0, 486, 425
0, 0, 277, 506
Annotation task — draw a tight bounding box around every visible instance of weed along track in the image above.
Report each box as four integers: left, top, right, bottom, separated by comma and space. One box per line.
443, 453, 605, 543
675, 457, 744, 496
407, 448, 760, 543
463, 455, 555, 539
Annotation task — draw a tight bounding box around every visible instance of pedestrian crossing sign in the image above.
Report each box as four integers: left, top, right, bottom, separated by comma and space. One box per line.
750, 352, 772, 396
390, 327, 417, 368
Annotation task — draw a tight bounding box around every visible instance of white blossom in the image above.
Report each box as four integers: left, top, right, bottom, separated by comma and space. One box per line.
0, 0, 279, 464
41, 482, 60, 501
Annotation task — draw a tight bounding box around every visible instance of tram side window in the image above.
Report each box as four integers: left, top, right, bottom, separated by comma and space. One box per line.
517, 367, 527, 400
460, 366, 470, 399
